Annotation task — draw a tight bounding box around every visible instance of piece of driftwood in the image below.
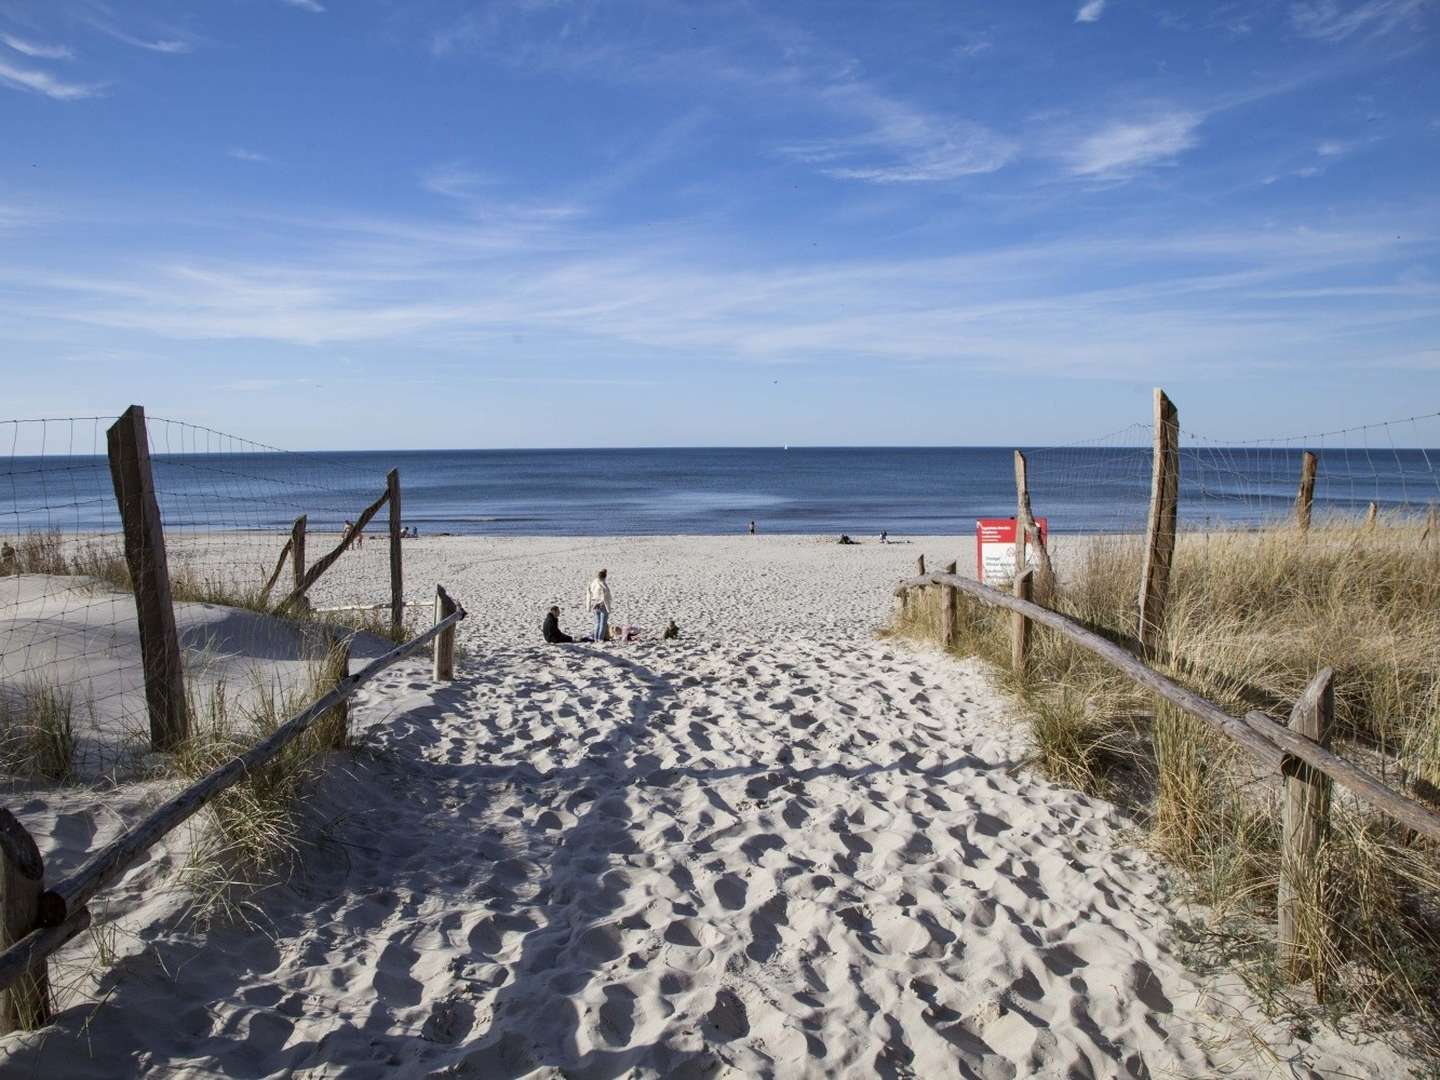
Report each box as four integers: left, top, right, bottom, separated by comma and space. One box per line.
1137, 389, 1179, 657
433, 585, 457, 681
35, 604, 466, 930
893, 570, 1440, 843
106, 405, 187, 750
1013, 451, 1056, 598
0, 810, 48, 1030
276, 485, 390, 613
1277, 669, 1334, 981
388, 469, 403, 638
1296, 451, 1318, 531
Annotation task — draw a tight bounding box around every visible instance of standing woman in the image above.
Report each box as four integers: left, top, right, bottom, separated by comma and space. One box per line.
587, 568, 612, 643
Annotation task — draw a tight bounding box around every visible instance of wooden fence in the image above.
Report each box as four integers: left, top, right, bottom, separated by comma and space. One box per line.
108, 405, 408, 750
0, 590, 466, 1032
0, 403, 455, 1032
894, 386, 1440, 979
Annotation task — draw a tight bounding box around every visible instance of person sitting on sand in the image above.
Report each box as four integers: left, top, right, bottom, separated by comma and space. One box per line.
838, 534, 856, 545
663, 619, 679, 639
542, 605, 575, 644
587, 568, 612, 643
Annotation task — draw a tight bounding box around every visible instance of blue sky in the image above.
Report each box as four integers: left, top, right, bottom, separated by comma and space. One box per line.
1, 0, 1437, 449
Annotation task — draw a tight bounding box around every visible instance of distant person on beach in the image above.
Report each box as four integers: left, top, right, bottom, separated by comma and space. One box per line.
749, 520, 756, 535
587, 568, 612, 643
838, 534, 856, 545
542, 605, 575, 644
880, 531, 888, 544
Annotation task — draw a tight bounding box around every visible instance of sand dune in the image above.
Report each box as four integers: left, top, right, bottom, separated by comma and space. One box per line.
2, 618, 1403, 1076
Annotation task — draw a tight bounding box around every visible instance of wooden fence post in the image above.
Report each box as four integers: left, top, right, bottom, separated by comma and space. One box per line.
433, 585, 457, 681
1278, 668, 1335, 985
1296, 451, 1317, 532
1137, 389, 1179, 658
915, 554, 925, 576
1010, 569, 1033, 674
387, 469, 403, 638
0, 810, 49, 1032
106, 405, 187, 751
290, 515, 307, 599
941, 561, 957, 650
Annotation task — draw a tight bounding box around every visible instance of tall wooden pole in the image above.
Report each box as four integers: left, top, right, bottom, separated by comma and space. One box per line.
1278, 669, 1335, 986
290, 515, 307, 604
106, 406, 187, 750
1014, 451, 1028, 582
1137, 389, 1179, 658
1296, 452, 1317, 532
0, 810, 49, 1032
387, 469, 403, 638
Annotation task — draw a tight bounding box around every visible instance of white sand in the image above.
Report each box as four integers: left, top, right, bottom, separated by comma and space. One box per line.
0, 537, 1407, 1077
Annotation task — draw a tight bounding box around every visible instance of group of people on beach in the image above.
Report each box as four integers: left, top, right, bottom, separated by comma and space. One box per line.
542, 568, 678, 645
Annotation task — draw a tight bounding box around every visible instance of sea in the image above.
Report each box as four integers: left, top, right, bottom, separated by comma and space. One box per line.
4, 446, 1438, 537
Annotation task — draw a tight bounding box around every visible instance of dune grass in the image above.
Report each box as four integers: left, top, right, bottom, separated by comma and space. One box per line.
894, 518, 1440, 1058
173, 641, 349, 926
0, 680, 79, 782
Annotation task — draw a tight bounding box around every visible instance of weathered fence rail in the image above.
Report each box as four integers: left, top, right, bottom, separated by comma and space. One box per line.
0, 593, 466, 1030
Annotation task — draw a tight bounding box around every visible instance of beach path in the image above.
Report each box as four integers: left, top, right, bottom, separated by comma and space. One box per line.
2, 635, 1395, 1078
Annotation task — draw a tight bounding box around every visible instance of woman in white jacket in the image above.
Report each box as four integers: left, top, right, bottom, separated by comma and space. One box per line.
587, 569, 612, 643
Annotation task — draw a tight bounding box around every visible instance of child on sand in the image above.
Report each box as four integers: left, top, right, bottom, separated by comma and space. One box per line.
587, 569, 612, 643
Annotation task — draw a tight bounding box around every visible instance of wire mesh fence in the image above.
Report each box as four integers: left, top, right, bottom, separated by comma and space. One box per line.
2, 414, 405, 778
1015, 410, 1440, 580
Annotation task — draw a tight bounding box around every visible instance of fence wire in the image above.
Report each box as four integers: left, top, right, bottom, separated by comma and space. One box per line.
2, 415, 404, 779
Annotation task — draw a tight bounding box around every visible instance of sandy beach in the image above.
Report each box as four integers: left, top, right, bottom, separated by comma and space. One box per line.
0, 535, 1407, 1077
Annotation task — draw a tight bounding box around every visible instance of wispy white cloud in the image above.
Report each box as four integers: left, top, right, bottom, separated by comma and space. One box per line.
1075, 0, 1108, 23
781, 88, 1017, 183
4, 200, 1430, 388
1, 34, 74, 60
0, 58, 102, 100
419, 164, 494, 199
1063, 111, 1201, 178
227, 147, 270, 163
279, 0, 327, 12
1290, 0, 1428, 41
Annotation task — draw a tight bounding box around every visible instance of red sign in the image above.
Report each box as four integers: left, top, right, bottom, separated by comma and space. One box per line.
976, 517, 1048, 585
